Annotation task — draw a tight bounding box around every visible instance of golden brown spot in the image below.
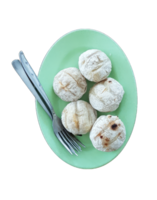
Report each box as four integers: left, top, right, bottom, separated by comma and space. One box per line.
92, 73, 101, 81
59, 81, 68, 91
73, 114, 79, 129
75, 113, 83, 117
63, 109, 68, 114
101, 136, 111, 148
97, 56, 101, 62
82, 60, 85, 65
59, 81, 76, 96
84, 102, 91, 129
101, 87, 107, 93
64, 71, 84, 90
118, 132, 123, 139
63, 109, 68, 129
103, 143, 108, 148
105, 138, 110, 142
111, 123, 118, 130
94, 132, 102, 140
108, 115, 112, 118
103, 79, 107, 83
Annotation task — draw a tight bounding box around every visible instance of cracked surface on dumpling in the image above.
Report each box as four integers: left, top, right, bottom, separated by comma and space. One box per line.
79, 49, 112, 82
61, 100, 97, 135
53, 67, 87, 102
89, 77, 124, 112
90, 115, 126, 152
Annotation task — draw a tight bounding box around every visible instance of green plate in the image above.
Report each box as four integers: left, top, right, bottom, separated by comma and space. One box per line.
36, 29, 137, 169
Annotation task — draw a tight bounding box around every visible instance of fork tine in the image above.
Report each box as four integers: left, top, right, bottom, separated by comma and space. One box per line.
64, 129, 86, 148
58, 132, 78, 156
61, 131, 80, 152
62, 130, 82, 151
55, 132, 73, 155
70, 135, 86, 148
61, 131, 81, 152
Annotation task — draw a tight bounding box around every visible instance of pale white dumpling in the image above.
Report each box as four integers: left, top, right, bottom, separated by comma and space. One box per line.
53, 67, 87, 102
90, 115, 126, 152
79, 49, 112, 82
61, 100, 97, 135
89, 77, 124, 112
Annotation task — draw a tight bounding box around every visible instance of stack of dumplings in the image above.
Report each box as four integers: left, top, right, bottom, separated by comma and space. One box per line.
53, 49, 126, 152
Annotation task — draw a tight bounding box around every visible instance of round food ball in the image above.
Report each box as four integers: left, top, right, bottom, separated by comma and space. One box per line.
90, 115, 126, 152
61, 100, 97, 135
53, 67, 87, 102
89, 77, 124, 112
79, 49, 112, 82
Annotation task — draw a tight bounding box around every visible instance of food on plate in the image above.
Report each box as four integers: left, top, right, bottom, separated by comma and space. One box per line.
90, 115, 126, 152
78, 49, 112, 82
61, 100, 97, 135
89, 77, 124, 112
53, 67, 87, 102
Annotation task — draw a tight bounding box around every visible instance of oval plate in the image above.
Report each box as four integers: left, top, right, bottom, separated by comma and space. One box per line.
36, 29, 137, 169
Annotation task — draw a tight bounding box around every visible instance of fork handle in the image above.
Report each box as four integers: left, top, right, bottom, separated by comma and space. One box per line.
12, 60, 53, 120
18, 51, 55, 115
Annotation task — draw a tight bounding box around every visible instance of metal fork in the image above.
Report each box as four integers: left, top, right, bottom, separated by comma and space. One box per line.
12, 51, 85, 156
